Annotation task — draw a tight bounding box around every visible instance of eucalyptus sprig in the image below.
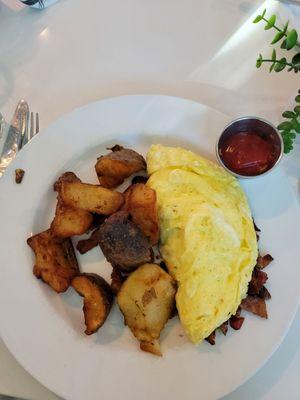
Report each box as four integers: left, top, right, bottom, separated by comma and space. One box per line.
253, 9, 300, 73
278, 91, 300, 153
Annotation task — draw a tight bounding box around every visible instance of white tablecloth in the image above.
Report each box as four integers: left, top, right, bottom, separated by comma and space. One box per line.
0, 0, 299, 399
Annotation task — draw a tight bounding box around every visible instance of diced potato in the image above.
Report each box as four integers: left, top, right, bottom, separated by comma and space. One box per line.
117, 263, 176, 356
72, 273, 113, 335
123, 183, 159, 245
27, 229, 79, 293
51, 200, 93, 239
60, 182, 124, 215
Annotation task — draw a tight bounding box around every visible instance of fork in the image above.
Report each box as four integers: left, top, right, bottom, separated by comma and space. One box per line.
21, 111, 39, 147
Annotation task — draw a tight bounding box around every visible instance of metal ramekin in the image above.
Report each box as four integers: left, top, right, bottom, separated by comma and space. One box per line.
216, 116, 284, 179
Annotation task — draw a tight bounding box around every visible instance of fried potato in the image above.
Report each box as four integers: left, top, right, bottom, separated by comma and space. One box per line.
53, 171, 81, 193
59, 182, 124, 215
51, 200, 93, 239
117, 263, 176, 356
98, 211, 153, 272
27, 230, 79, 293
123, 183, 159, 245
110, 266, 125, 295
72, 273, 113, 335
95, 145, 146, 188
76, 228, 100, 254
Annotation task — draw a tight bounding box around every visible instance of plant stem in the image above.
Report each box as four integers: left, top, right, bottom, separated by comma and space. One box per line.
261, 58, 296, 70
262, 17, 287, 35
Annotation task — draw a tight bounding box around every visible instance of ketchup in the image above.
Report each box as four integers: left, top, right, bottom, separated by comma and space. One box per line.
219, 132, 276, 176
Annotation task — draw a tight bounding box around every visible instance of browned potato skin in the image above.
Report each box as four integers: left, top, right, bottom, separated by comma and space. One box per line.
27, 229, 79, 293
76, 228, 100, 254
122, 183, 159, 245
51, 200, 93, 239
71, 273, 113, 335
95, 146, 146, 188
53, 171, 81, 193
59, 182, 124, 215
117, 263, 176, 356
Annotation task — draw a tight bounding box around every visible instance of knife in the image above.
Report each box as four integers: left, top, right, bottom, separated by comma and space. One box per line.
0, 100, 29, 178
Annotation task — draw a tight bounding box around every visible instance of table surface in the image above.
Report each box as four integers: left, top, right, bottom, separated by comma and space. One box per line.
0, 0, 299, 399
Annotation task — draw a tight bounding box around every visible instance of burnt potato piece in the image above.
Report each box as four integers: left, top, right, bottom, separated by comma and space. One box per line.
122, 183, 159, 245
76, 228, 100, 254
51, 172, 93, 239
95, 145, 146, 188
117, 263, 176, 356
27, 229, 79, 293
51, 200, 93, 239
71, 273, 113, 335
98, 211, 153, 272
59, 182, 124, 215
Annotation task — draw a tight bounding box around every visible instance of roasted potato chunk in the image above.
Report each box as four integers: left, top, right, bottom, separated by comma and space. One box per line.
95, 145, 146, 188
59, 182, 124, 215
117, 263, 176, 356
76, 228, 100, 254
123, 183, 159, 245
53, 171, 81, 193
72, 273, 113, 335
98, 211, 153, 272
51, 200, 93, 239
27, 229, 79, 293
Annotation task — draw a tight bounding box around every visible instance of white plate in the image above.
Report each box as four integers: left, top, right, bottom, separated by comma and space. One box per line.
0, 95, 299, 400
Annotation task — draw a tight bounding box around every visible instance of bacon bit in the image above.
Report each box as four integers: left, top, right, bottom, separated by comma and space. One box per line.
257, 254, 273, 269
219, 321, 228, 336
15, 168, 25, 184
205, 330, 216, 345
110, 266, 125, 295
234, 306, 241, 317
76, 229, 99, 254
256, 233, 260, 242
258, 286, 271, 300
253, 220, 261, 232
230, 316, 245, 330
240, 295, 268, 319
248, 268, 268, 295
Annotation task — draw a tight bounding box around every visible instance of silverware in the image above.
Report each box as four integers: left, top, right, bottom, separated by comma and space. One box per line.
0, 101, 39, 178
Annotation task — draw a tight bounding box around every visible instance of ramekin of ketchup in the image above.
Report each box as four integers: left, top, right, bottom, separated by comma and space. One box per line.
216, 117, 283, 178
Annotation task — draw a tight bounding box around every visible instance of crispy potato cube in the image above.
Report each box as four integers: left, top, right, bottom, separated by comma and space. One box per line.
53, 171, 81, 193
27, 230, 79, 293
60, 182, 124, 215
95, 145, 146, 188
117, 263, 176, 356
51, 200, 93, 239
123, 183, 159, 245
72, 273, 113, 335
98, 211, 153, 272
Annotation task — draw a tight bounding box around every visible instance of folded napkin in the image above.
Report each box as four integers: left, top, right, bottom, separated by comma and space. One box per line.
21, 0, 58, 8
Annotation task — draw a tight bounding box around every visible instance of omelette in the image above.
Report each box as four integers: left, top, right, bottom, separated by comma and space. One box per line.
147, 144, 258, 344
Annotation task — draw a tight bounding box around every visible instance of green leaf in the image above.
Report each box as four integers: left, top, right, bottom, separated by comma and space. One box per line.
262, 8, 266, 18
283, 21, 289, 34
271, 31, 285, 44
278, 121, 293, 130
286, 29, 298, 50
282, 111, 296, 118
281, 39, 287, 49
265, 14, 276, 30
292, 53, 300, 67
272, 49, 276, 60
253, 15, 263, 23
295, 95, 300, 102
294, 105, 300, 114
274, 58, 287, 72
293, 120, 300, 133
256, 54, 263, 68
269, 62, 275, 72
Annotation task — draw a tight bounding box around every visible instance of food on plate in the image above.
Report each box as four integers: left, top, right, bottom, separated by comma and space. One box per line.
122, 183, 159, 245
117, 263, 176, 356
219, 321, 228, 336
95, 145, 146, 188
15, 168, 25, 184
27, 229, 79, 293
248, 267, 268, 295
240, 295, 268, 318
71, 273, 113, 335
51, 200, 93, 239
76, 228, 100, 254
98, 211, 153, 272
59, 181, 124, 215
205, 331, 216, 345
257, 254, 274, 269
147, 144, 258, 343
110, 266, 125, 295
229, 315, 245, 330
51, 172, 93, 238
